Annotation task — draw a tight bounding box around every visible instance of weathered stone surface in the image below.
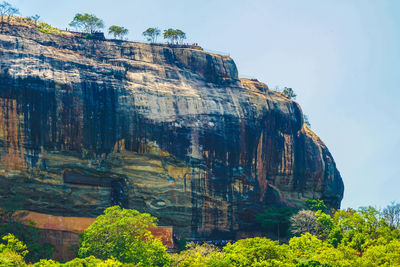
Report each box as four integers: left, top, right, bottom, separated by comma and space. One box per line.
0, 20, 343, 238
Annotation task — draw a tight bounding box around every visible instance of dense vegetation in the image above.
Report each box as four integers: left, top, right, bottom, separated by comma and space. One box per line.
0, 202, 399, 266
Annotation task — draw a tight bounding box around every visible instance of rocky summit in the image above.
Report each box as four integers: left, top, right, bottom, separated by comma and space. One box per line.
0, 19, 343, 238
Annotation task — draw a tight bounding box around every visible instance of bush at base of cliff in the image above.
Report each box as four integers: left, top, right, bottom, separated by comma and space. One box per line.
221, 237, 291, 266
78, 206, 170, 266
171, 243, 223, 267
0, 250, 26, 266
34, 256, 124, 266
0, 222, 54, 263
0, 233, 28, 266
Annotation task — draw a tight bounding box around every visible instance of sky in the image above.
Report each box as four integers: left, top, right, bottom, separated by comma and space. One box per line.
8, 0, 400, 209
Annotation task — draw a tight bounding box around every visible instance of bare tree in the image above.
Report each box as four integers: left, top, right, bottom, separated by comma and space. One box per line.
30, 14, 40, 26
290, 210, 318, 236
0, 1, 19, 24
382, 202, 400, 229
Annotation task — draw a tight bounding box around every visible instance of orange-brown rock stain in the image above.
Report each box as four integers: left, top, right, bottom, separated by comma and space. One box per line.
256, 132, 267, 201
0, 98, 26, 170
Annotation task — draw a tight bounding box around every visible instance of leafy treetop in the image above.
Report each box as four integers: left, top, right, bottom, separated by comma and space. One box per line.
163, 28, 186, 44
69, 13, 104, 33
108, 25, 128, 39
78, 206, 170, 265
282, 87, 297, 100
256, 207, 296, 241
306, 199, 328, 213
143, 27, 161, 43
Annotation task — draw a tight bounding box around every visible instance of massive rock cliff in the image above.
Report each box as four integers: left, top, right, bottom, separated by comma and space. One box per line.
0, 19, 343, 238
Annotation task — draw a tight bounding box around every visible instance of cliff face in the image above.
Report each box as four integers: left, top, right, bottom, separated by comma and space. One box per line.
0, 21, 343, 238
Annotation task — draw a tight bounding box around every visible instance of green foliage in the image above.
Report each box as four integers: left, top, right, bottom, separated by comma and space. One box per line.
0, 222, 54, 262
303, 114, 311, 128
143, 27, 161, 43
0, 194, 24, 224
163, 28, 186, 44
69, 13, 104, 33
290, 209, 335, 240
0, 250, 26, 266
361, 239, 400, 266
108, 25, 128, 39
78, 206, 170, 266
257, 207, 296, 240
34, 256, 123, 266
306, 199, 328, 213
1, 204, 400, 266
296, 260, 329, 267
34, 259, 61, 266
222, 237, 291, 266
171, 243, 223, 267
282, 87, 296, 100
0, 234, 28, 266
289, 233, 358, 266
0, 195, 53, 262
37, 22, 64, 35
315, 211, 335, 240
0, 233, 28, 257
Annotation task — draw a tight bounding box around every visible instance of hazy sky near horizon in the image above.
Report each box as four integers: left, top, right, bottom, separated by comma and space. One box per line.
9, 0, 400, 209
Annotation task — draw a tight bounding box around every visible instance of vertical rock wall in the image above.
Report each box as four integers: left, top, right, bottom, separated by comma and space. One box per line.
0, 21, 344, 238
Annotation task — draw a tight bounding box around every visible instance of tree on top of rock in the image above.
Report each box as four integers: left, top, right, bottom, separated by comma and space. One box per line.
30, 14, 40, 26
282, 87, 296, 100
69, 13, 104, 34
175, 29, 186, 44
0, 1, 19, 23
108, 25, 128, 40
163, 28, 186, 44
143, 27, 161, 43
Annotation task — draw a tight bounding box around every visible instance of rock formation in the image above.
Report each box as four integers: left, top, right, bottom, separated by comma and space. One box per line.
0, 19, 343, 238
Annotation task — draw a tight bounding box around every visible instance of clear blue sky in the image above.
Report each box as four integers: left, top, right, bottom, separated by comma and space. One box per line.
9, 0, 400, 209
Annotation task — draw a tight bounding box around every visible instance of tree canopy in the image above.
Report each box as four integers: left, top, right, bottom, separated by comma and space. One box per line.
69, 13, 104, 33
108, 25, 128, 39
0, 202, 400, 266
256, 207, 296, 241
78, 206, 170, 265
282, 87, 297, 100
163, 28, 186, 44
306, 199, 328, 213
143, 27, 161, 43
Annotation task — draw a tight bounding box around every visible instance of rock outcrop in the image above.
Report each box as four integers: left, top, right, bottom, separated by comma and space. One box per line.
0, 19, 343, 238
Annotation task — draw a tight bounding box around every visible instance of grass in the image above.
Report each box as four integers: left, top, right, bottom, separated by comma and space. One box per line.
37, 22, 64, 36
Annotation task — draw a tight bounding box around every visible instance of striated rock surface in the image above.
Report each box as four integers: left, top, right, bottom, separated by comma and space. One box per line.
0, 20, 343, 238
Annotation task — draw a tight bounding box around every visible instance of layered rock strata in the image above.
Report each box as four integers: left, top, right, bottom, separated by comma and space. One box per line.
0, 20, 343, 238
